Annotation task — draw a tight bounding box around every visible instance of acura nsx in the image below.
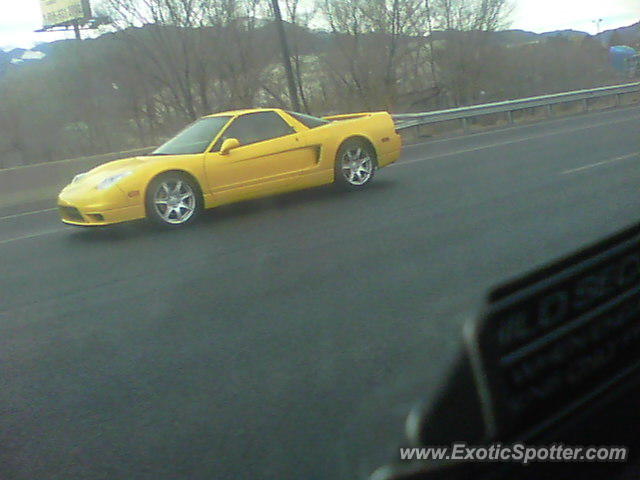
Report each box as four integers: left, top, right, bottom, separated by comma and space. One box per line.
57, 108, 402, 227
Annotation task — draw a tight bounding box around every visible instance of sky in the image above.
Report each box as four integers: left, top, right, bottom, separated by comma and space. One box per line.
0, 0, 639, 51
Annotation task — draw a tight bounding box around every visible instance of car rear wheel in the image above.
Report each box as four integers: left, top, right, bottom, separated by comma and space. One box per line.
334, 139, 376, 190
146, 173, 202, 227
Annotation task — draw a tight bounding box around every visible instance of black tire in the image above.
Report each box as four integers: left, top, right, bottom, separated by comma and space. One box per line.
334, 138, 377, 190
145, 172, 203, 227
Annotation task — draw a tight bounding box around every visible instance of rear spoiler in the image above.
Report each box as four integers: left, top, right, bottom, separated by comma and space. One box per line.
322, 112, 376, 121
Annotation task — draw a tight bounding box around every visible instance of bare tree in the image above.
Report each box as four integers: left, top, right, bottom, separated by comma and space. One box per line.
429, 0, 512, 106
2, 0, 632, 168
318, 0, 434, 110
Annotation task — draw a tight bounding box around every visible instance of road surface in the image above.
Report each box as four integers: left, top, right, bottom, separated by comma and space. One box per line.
1, 105, 639, 480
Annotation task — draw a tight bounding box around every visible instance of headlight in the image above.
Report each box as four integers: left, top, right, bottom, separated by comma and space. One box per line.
72, 173, 87, 184
97, 171, 133, 190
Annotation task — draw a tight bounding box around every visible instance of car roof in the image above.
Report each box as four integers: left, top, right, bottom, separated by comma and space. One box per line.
203, 108, 282, 118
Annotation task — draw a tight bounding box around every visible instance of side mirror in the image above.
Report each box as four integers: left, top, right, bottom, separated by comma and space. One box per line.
220, 138, 240, 155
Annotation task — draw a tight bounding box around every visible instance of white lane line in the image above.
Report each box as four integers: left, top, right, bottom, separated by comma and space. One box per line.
0, 207, 57, 222
392, 115, 640, 168
394, 134, 553, 166
561, 152, 640, 175
2, 112, 638, 221
0, 228, 64, 246
0, 149, 635, 246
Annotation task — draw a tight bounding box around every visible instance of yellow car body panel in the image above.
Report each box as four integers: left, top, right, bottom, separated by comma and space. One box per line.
57, 108, 402, 226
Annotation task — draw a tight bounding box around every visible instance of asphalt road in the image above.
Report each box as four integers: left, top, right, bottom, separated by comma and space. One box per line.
1, 105, 640, 480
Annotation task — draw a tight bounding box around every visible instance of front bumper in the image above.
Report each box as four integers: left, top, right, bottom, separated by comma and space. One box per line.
57, 202, 145, 226
58, 186, 145, 226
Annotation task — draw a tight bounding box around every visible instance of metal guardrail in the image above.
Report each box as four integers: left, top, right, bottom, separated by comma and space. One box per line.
0, 146, 155, 209
393, 82, 640, 131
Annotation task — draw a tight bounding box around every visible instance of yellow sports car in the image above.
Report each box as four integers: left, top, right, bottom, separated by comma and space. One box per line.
58, 108, 402, 227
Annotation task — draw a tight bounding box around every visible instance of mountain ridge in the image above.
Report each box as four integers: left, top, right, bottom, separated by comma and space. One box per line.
1, 20, 638, 76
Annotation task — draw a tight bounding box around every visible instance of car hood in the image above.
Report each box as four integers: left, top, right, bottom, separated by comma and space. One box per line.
59, 157, 150, 197
70, 157, 147, 187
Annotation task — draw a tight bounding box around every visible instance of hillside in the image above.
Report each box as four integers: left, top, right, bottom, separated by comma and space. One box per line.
1, 20, 639, 78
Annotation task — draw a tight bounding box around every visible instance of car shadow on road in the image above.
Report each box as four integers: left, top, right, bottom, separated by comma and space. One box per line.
199, 179, 397, 225
65, 179, 397, 243
64, 221, 161, 243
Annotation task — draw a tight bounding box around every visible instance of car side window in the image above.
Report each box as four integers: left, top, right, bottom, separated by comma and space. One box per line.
287, 111, 329, 129
216, 112, 295, 150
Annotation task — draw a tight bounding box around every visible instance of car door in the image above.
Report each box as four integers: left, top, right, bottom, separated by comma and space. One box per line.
204, 111, 319, 200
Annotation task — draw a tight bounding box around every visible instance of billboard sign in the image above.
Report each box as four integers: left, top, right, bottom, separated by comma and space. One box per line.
40, 0, 92, 27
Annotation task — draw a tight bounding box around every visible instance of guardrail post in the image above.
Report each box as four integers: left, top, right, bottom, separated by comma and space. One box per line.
506, 110, 514, 125
391, 82, 638, 137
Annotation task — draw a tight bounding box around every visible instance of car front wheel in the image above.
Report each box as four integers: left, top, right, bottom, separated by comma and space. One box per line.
146, 173, 202, 227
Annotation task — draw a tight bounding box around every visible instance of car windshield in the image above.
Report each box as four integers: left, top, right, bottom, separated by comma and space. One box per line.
151, 116, 231, 155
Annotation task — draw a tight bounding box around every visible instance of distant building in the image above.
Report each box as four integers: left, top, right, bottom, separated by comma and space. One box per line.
609, 45, 639, 77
